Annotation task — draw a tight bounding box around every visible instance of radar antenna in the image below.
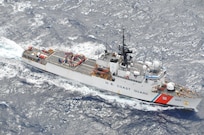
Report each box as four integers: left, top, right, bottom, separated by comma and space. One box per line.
119, 29, 132, 66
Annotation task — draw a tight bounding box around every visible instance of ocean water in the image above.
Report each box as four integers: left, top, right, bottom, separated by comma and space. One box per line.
0, 0, 204, 134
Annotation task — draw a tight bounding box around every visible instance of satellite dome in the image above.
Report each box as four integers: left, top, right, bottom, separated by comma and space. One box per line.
143, 65, 147, 70
152, 60, 161, 71
167, 82, 175, 91
145, 61, 152, 67
134, 71, 140, 76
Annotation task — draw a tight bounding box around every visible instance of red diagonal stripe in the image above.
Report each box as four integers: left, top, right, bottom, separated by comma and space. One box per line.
154, 94, 173, 104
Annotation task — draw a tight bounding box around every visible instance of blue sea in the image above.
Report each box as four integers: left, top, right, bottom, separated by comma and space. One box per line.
0, 0, 204, 134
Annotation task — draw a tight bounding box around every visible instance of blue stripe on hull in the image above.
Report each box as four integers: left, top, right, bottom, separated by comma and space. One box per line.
151, 93, 161, 102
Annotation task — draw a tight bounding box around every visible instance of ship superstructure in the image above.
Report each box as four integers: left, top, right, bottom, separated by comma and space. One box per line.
22, 30, 202, 110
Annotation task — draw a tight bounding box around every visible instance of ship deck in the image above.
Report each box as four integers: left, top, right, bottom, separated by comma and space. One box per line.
22, 47, 201, 99
46, 51, 96, 76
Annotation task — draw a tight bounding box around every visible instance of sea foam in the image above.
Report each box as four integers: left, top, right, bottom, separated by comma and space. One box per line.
0, 37, 24, 59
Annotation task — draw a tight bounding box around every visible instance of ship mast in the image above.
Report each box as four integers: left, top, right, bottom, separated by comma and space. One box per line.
120, 29, 132, 67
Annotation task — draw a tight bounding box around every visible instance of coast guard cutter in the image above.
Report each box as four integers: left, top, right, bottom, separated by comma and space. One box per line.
22, 29, 202, 111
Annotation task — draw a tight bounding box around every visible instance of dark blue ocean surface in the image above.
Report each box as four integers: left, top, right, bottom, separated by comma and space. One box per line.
0, 0, 204, 134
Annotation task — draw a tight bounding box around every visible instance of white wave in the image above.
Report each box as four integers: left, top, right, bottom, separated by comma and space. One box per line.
12, 1, 32, 13
30, 14, 44, 27
0, 0, 4, 4
0, 59, 24, 81
190, 60, 204, 64
51, 41, 106, 59
0, 101, 9, 108
70, 42, 106, 59
0, 37, 24, 59
68, 36, 78, 40
0, 37, 26, 79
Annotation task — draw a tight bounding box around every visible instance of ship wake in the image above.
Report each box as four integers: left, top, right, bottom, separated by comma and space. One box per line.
0, 37, 25, 79
0, 37, 24, 59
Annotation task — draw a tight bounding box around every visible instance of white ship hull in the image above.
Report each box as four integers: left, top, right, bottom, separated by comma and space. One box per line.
22, 57, 202, 110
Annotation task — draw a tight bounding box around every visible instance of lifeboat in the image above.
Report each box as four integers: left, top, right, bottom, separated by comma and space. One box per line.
39, 54, 47, 59
93, 67, 109, 75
